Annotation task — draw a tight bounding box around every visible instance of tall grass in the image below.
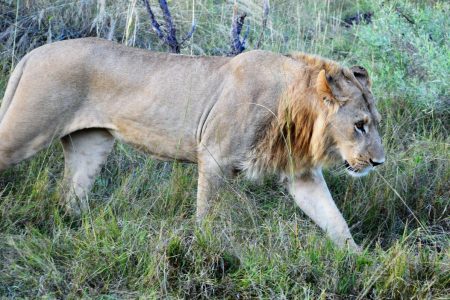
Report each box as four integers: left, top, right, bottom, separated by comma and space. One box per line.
0, 0, 449, 298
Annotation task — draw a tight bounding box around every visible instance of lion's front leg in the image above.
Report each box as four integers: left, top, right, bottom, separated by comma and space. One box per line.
196, 166, 218, 221
288, 169, 360, 251
196, 154, 229, 222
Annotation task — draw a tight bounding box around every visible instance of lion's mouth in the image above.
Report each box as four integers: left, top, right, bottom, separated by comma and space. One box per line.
344, 160, 371, 177
344, 160, 357, 172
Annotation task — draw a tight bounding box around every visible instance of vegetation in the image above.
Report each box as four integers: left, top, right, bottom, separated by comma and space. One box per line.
0, 0, 449, 298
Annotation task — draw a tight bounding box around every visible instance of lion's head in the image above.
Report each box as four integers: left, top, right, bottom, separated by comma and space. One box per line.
316, 65, 385, 177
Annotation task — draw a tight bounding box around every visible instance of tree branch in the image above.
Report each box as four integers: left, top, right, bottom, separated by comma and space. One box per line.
142, 0, 164, 40
229, 3, 248, 56
180, 20, 196, 46
142, 0, 196, 53
158, 0, 178, 52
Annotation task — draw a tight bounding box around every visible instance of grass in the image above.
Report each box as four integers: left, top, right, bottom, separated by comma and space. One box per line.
0, 0, 449, 298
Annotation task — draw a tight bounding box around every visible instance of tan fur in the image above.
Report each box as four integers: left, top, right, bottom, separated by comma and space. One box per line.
0, 38, 384, 227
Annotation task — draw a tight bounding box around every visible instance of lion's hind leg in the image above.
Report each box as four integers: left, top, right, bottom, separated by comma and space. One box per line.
61, 128, 115, 215
0, 119, 57, 172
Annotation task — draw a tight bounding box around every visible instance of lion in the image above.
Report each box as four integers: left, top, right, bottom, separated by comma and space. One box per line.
0, 38, 384, 250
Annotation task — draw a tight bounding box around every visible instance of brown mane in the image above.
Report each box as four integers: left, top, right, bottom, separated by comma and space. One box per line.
244, 53, 344, 179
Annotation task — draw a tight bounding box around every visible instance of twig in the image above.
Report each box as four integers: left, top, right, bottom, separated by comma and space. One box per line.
158, 0, 178, 52
142, 0, 196, 53
142, 0, 164, 40
179, 20, 196, 46
395, 7, 415, 25
229, 3, 248, 56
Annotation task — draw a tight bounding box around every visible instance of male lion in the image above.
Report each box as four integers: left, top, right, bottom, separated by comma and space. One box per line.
1, 38, 384, 250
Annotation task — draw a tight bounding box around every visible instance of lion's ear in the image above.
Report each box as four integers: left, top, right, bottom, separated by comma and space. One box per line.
351, 65, 371, 89
316, 69, 337, 103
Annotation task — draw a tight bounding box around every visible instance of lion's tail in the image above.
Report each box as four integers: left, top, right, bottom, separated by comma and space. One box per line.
0, 55, 28, 123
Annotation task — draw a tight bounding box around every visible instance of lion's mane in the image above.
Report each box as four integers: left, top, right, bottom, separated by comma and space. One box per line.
243, 53, 344, 179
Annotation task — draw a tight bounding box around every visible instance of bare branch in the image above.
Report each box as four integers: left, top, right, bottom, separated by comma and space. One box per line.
158, 0, 178, 52
142, 0, 196, 53
395, 7, 415, 25
180, 20, 196, 46
255, 0, 269, 49
142, 0, 164, 40
229, 3, 248, 56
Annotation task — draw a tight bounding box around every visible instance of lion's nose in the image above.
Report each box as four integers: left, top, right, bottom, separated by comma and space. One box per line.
370, 159, 384, 167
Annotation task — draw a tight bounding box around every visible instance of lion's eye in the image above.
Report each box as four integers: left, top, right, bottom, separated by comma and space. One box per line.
355, 121, 365, 133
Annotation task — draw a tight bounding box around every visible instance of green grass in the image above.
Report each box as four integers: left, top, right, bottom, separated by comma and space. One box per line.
0, 0, 449, 298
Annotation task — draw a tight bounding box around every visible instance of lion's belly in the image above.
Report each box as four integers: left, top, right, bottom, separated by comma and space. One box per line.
110, 117, 198, 162
62, 105, 199, 162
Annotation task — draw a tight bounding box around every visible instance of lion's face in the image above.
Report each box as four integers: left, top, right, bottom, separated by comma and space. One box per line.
317, 66, 385, 177
330, 94, 385, 177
